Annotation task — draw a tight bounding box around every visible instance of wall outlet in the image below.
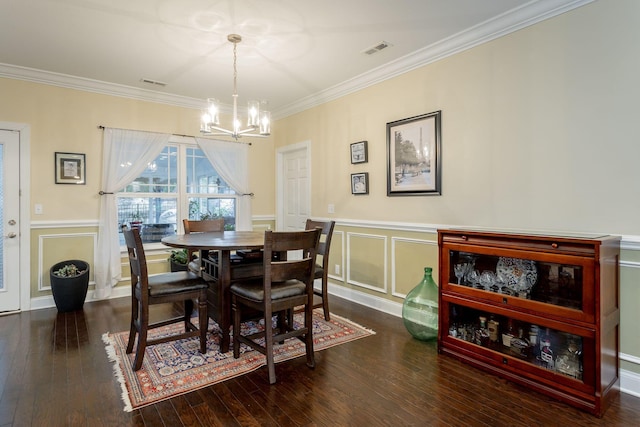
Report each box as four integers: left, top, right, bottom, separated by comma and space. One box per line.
34, 204, 43, 215
334, 264, 340, 275
328, 204, 335, 214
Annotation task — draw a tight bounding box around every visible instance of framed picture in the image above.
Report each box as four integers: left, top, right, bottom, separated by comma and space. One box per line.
351, 172, 369, 195
350, 140, 368, 164
387, 110, 441, 196
55, 152, 86, 184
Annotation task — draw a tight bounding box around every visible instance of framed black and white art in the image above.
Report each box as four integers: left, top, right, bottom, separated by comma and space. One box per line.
386, 111, 441, 196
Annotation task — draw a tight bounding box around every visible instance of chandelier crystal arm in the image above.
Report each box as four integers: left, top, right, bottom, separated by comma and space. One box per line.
200, 34, 271, 140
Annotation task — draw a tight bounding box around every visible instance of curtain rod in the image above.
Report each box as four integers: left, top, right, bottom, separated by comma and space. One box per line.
97, 125, 252, 145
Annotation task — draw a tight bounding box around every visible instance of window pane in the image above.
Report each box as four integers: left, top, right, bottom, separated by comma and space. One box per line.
121, 146, 177, 193
188, 197, 236, 230
117, 197, 177, 243
186, 148, 235, 195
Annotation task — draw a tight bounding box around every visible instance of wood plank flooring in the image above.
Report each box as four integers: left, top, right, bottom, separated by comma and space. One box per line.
1, 296, 639, 426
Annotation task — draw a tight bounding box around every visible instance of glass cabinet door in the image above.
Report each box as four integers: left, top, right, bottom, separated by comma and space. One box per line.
445, 250, 593, 320
444, 303, 591, 385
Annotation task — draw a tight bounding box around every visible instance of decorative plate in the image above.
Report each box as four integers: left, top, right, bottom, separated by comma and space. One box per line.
496, 257, 537, 290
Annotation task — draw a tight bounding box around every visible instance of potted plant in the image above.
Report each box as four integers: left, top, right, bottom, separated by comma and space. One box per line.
50, 260, 90, 312
168, 249, 189, 272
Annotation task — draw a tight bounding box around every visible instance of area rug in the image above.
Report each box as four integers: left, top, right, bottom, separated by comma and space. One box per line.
102, 309, 375, 411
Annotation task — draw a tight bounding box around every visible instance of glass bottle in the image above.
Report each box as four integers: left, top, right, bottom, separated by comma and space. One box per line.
475, 316, 490, 346
402, 267, 438, 341
487, 315, 500, 343
538, 328, 554, 369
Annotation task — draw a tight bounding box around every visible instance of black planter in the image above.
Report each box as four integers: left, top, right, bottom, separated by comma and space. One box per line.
170, 260, 188, 272
50, 260, 90, 312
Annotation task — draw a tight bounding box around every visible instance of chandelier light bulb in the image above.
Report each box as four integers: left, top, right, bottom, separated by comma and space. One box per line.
260, 110, 271, 135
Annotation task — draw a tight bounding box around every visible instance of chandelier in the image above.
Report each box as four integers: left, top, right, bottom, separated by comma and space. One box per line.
200, 34, 271, 140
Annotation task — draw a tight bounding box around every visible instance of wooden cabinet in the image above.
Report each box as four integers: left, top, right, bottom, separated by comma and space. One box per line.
201, 254, 263, 327
437, 229, 620, 417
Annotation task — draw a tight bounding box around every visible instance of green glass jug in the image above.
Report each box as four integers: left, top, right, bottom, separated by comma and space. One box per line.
402, 267, 439, 341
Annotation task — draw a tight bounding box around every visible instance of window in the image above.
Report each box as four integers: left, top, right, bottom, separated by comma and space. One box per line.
117, 143, 236, 244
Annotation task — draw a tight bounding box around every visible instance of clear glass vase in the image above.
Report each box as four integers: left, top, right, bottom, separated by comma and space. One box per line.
402, 267, 439, 341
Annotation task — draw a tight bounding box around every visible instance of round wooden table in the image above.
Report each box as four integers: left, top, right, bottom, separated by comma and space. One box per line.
162, 231, 265, 352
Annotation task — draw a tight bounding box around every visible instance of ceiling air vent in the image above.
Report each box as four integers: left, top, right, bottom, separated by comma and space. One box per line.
362, 41, 392, 55
140, 78, 167, 87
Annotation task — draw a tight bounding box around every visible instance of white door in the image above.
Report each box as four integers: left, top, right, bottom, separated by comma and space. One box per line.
0, 129, 21, 312
277, 141, 310, 231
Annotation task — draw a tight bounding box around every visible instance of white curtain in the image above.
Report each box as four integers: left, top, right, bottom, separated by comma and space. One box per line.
94, 128, 170, 299
195, 138, 252, 231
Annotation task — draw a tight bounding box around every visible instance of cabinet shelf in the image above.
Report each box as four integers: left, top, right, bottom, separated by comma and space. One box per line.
437, 229, 620, 417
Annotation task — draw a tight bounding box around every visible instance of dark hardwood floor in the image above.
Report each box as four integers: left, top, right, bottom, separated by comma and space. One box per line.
1, 296, 639, 426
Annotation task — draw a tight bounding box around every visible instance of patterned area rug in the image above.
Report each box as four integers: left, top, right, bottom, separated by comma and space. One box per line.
102, 309, 375, 411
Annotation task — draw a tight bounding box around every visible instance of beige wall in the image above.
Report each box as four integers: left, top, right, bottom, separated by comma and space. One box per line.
276, 1, 640, 236
3, 0, 640, 388
0, 79, 276, 220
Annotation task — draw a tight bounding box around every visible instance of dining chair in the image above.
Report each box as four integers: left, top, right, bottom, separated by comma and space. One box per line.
305, 219, 335, 321
183, 218, 225, 273
123, 226, 209, 371
230, 228, 321, 384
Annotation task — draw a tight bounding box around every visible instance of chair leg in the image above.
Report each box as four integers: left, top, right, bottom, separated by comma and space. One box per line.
304, 303, 316, 369
184, 298, 194, 329
264, 310, 277, 384
125, 324, 137, 355
132, 328, 147, 371
126, 298, 140, 354
232, 297, 241, 359
321, 276, 330, 321
198, 293, 207, 354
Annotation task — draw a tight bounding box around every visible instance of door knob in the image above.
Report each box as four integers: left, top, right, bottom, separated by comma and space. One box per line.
8, 220, 16, 226
5, 232, 16, 238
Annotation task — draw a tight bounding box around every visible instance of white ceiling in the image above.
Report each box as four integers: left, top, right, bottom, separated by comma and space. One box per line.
0, 0, 590, 118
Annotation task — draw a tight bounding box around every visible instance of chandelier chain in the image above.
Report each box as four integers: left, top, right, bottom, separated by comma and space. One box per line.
233, 41, 238, 96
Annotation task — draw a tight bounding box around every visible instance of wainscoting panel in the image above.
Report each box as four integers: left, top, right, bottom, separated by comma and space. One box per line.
327, 230, 345, 282
391, 236, 438, 298
347, 232, 387, 293
37, 231, 97, 291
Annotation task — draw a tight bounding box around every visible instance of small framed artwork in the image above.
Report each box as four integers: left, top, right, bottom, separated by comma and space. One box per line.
387, 110, 441, 196
55, 152, 86, 184
350, 140, 368, 164
351, 172, 369, 195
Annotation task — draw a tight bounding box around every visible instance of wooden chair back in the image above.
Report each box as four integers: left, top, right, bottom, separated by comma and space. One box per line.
183, 218, 225, 233
304, 219, 335, 320
264, 229, 321, 291
305, 219, 335, 268
123, 226, 148, 297
183, 219, 225, 265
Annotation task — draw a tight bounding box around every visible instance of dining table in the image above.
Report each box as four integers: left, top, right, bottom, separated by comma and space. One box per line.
162, 230, 265, 353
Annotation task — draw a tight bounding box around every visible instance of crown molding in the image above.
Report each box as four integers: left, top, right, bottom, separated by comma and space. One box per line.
0, 63, 205, 110
274, 0, 594, 118
0, 0, 593, 119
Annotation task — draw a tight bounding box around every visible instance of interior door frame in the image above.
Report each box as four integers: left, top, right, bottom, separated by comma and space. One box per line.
275, 140, 311, 231
0, 122, 31, 311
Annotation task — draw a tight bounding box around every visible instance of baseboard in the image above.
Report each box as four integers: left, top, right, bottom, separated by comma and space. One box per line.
620, 366, 640, 398
29, 285, 131, 311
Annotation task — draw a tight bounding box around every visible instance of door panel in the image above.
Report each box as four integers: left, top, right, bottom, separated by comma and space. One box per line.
0, 129, 20, 312
282, 147, 309, 231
